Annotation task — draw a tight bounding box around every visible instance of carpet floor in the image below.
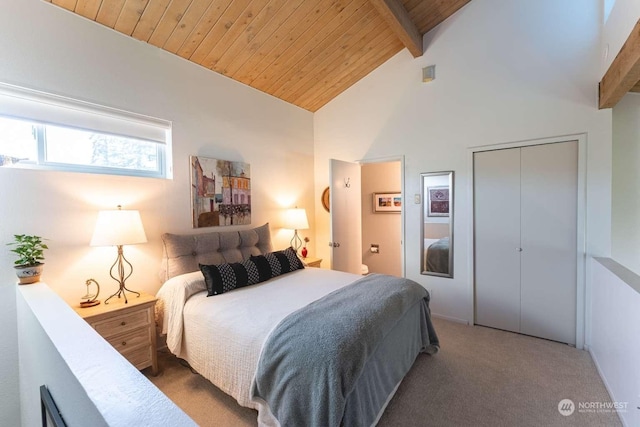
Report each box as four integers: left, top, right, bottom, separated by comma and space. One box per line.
145, 318, 622, 426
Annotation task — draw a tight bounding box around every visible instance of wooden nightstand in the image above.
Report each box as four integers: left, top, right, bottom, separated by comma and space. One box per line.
301, 257, 322, 268
74, 292, 158, 375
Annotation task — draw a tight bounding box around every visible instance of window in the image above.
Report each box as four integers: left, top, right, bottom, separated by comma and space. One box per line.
604, 0, 616, 23
0, 83, 172, 178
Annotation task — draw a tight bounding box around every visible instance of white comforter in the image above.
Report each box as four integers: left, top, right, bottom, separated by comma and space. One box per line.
156, 268, 361, 412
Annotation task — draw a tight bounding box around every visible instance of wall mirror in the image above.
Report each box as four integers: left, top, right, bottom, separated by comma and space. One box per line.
421, 171, 454, 278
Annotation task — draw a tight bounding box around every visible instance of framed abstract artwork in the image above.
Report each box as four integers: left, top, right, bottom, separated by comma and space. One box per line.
191, 156, 251, 228
427, 186, 449, 217
373, 192, 401, 213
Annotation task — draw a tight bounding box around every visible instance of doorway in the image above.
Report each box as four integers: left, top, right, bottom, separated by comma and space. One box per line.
329, 156, 405, 277
361, 161, 402, 276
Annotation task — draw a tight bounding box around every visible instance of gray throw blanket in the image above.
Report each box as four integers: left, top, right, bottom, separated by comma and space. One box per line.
251, 274, 439, 427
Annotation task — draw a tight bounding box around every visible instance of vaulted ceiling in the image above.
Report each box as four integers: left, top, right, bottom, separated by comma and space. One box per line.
46, 0, 471, 112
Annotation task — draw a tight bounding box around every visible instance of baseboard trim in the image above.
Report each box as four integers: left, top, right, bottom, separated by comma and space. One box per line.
431, 313, 469, 325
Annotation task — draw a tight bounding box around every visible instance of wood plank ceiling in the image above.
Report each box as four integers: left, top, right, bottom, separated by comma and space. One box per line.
46, 0, 470, 112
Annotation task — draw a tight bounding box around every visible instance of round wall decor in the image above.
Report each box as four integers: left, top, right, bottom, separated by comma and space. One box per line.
321, 187, 330, 212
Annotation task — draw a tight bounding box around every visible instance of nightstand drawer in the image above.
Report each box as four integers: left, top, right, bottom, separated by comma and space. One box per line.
107, 327, 151, 353
122, 345, 153, 370
74, 292, 158, 375
94, 310, 150, 338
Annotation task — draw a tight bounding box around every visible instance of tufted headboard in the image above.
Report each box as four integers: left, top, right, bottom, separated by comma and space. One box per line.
159, 223, 273, 282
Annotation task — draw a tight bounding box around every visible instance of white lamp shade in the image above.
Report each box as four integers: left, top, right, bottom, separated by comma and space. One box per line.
90, 209, 147, 246
283, 208, 309, 230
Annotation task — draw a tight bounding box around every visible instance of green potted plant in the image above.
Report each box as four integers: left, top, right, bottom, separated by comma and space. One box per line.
7, 234, 48, 284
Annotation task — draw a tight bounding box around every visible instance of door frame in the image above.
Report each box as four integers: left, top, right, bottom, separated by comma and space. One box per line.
467, 134, 587, 349
358, 155, 406, 278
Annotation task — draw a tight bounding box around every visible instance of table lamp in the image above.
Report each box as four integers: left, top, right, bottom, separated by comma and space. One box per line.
283, 207, 309, 254
90, 205, 147, 304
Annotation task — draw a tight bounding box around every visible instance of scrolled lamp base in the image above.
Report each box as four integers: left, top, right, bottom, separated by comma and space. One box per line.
104, 245, 140, 304
290, 230, 303, 254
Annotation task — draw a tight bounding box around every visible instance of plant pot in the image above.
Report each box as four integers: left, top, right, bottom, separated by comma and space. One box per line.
14, 263, 44, 284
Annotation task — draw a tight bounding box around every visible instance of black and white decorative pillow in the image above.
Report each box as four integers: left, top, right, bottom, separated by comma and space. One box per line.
200, 259, 258, 296
251, 247, 304, 279
200, 247, 304, 297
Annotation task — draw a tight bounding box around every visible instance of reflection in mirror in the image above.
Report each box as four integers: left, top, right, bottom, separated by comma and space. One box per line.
421, 171, 454, 278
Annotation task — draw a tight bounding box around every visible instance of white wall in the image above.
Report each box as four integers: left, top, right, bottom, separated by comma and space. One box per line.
0, 283, 19, 426
611, 93, 640, 274
17, 286, 109, 427
17, 283, 195, 427
0, 0, 314, 424
590, 258, 640, 426
314, 0, 612, 324
606, 0, 640, 275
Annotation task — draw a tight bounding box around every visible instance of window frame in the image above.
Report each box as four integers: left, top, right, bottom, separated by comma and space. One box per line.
0, 82, 172, 179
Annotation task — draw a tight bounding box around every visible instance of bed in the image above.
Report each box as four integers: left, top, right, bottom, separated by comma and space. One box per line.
425, 237, 450, 275
156, 223, 439, 426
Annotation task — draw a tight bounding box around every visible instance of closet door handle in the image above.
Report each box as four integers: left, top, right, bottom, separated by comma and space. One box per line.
516, 248, 523, 252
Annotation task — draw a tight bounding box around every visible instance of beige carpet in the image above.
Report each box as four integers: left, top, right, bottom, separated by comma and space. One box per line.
145, 318, 622, 426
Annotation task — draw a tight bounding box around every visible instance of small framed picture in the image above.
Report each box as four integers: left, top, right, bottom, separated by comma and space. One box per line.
427, 186, 449, 217
373, 192, 402, 213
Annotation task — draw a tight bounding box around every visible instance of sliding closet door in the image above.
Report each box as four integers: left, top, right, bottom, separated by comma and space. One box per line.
520, 141, 577, 344
474, 148, 521, 333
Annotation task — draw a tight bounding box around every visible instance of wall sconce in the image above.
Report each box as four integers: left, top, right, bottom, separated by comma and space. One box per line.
423, 65, 436, 83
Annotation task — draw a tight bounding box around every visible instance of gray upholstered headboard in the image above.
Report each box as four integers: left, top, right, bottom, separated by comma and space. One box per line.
159, 223, 272, 282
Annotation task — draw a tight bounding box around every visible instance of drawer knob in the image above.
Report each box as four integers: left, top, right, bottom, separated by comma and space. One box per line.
121, 321, 126, 326
122, 341, 127, 346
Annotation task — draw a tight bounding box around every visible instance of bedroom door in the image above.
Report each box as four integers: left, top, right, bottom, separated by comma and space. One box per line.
474, 141, 578, 345
329, 159, 362, 274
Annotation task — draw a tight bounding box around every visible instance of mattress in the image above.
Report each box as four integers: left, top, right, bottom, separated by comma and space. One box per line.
157, 268, 361, 411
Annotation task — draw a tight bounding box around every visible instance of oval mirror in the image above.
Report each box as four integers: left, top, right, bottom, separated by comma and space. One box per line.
421, 171, 454, 278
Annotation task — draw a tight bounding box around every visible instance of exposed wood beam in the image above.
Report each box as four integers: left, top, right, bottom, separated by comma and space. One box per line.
369, 0, 423, 57
599, 19, 640, 109
631, 80, 640, 93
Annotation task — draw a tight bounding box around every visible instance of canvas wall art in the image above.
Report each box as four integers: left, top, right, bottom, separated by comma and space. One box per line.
191, 156, 251, 228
